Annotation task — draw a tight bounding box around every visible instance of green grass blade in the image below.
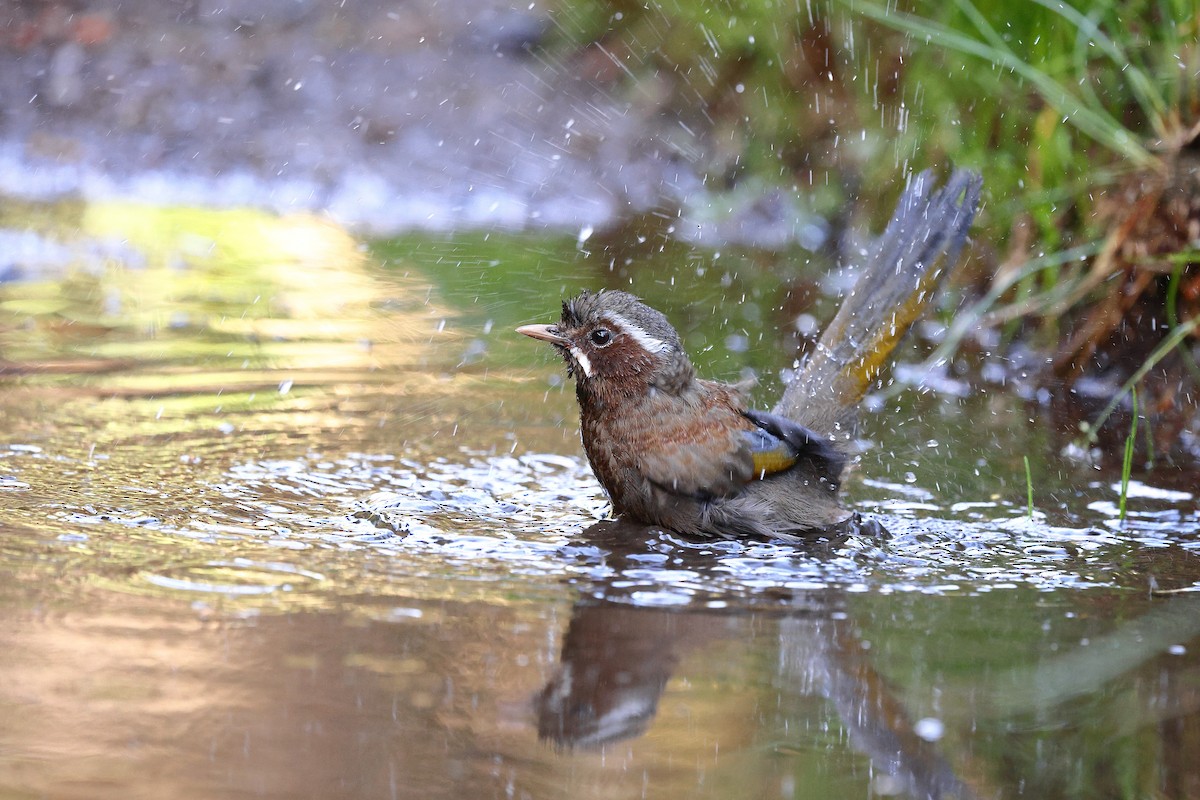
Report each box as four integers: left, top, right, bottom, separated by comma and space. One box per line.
851, 0, 1156, 166
1024, 455, 1034, 520
1118, 388, 1138, 524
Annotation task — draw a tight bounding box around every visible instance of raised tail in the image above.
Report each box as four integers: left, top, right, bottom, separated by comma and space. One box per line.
774, 169, 982, 436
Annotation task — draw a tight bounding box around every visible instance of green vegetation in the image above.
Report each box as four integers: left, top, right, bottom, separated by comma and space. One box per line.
1119, 388, 1138, 523
857, 0, 1198, 343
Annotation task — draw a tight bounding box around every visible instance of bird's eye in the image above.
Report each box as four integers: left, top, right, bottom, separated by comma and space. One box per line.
588, 328, 614, 347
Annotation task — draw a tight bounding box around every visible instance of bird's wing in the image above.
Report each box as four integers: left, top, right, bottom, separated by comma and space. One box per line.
741, 425, 802, 478
637, 413, 756, 501
635, 394, 846, 501
741, 408, 845, 483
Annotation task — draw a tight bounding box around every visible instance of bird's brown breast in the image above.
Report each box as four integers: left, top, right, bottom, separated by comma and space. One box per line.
578, 382, 752, 520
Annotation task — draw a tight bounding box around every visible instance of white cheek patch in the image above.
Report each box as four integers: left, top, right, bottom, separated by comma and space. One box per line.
569, 346, 593, 378
601, 313, 671, 355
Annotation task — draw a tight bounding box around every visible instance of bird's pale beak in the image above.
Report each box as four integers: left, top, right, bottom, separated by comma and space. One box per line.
516, 324, 570, 346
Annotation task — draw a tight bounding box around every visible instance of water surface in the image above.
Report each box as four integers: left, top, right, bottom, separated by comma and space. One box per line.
1, 207, 1198, 799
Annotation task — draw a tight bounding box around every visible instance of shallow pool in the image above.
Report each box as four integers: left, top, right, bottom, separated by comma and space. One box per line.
1, 208, 1197, 799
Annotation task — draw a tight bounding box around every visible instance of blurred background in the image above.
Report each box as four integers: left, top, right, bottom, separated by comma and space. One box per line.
2, 0, 1197, 450
1, 2, 1199, 799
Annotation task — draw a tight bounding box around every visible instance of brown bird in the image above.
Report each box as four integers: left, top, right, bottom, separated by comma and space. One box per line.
519, 170, 982, 539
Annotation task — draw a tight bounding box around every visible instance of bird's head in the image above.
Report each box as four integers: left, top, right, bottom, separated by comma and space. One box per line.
518, 290, 694, 398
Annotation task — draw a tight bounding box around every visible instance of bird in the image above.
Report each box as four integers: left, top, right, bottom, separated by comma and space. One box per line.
518, 169, 982, 539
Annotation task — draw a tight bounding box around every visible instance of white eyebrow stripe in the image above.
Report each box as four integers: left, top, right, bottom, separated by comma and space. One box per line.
601, 312, 671, 354
569, 346, 593, 378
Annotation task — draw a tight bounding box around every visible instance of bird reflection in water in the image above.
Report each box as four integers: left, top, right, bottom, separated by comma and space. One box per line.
534, 520, 981, 800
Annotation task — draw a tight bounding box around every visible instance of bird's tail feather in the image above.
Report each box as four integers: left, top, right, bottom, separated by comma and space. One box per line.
775, 169, 983, 435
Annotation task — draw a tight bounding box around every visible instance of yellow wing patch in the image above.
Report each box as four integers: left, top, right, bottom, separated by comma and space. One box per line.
743, 429, 798, 479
